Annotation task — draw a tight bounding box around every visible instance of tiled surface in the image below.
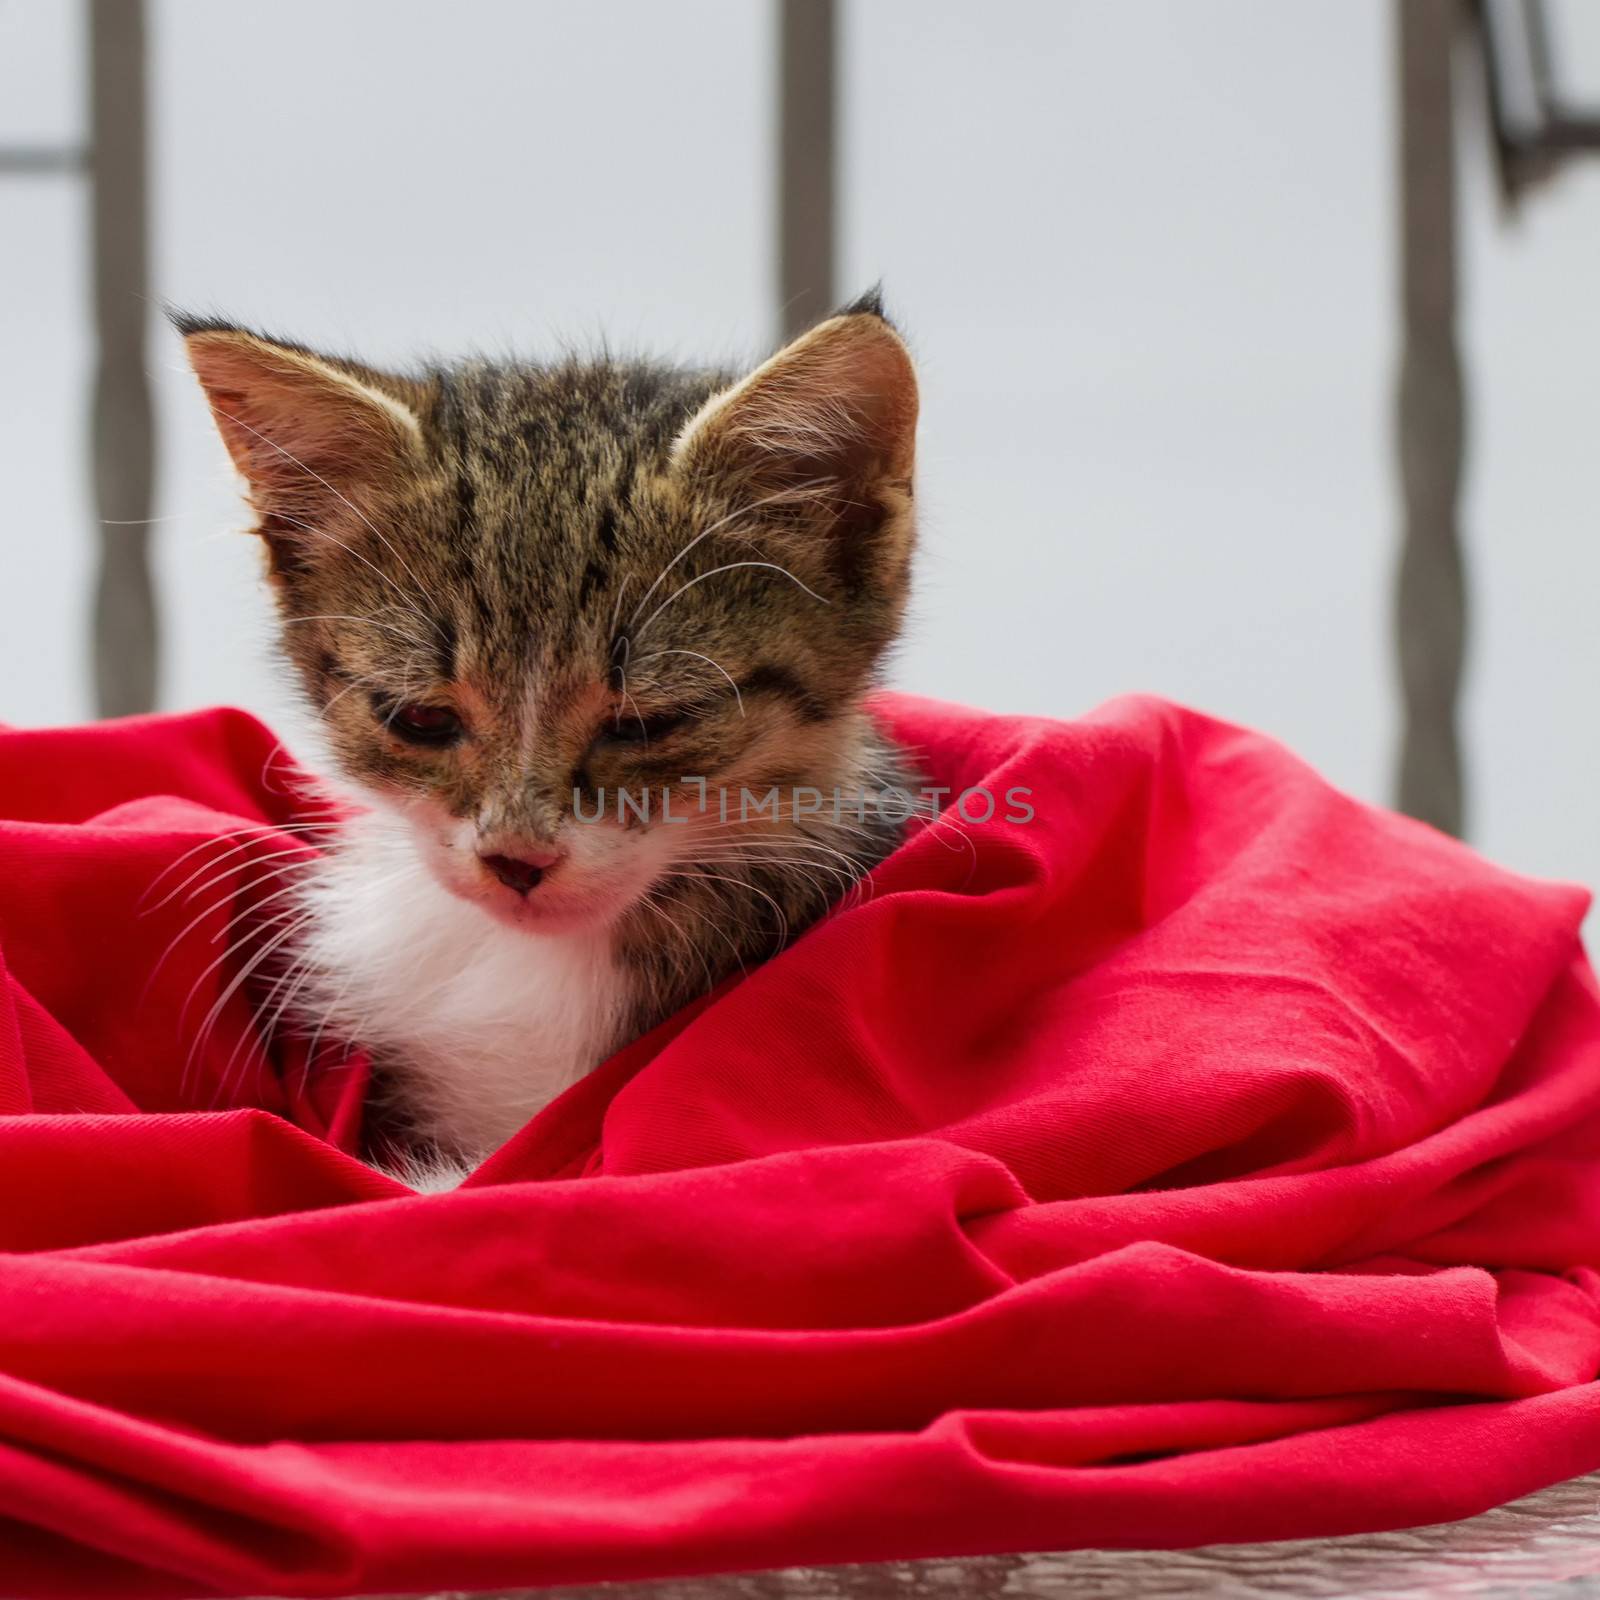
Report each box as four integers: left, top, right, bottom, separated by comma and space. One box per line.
256, 1469, 1600, 1599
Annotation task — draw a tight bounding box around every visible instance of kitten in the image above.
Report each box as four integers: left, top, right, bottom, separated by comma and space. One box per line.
178, 294, 921, 1183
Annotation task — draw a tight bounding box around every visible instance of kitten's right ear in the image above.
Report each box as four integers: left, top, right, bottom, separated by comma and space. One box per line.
668, 301, 918, 579
175, 315, 425, 572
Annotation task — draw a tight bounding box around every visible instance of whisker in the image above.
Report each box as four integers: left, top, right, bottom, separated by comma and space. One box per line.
140, 820, 336, 908
208, 403, 440, 622
607, 572, 637, 644
661, 867, 790, 944
629, 648, 745, 717
636, 889, 722, 994
143, 825, 337, 915
204, 910, 321, 1108
152, 869, 317, 1003
279, 613, 430, 648
632, 560, 830, 642
625, 478, 833, 632
178, 902, 313, 1101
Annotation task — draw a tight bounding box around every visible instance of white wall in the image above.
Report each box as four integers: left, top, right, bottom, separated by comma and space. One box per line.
3, 0, 1598, 906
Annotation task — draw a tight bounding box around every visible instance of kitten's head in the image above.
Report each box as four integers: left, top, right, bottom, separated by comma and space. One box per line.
180, 298, 918, 933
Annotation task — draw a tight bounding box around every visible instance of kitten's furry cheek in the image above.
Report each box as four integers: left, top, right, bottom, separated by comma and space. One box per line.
371, 795, 483, 904
554, 816, 681, 917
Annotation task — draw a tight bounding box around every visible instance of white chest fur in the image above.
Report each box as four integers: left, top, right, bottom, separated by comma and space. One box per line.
292, 812, 634, 1172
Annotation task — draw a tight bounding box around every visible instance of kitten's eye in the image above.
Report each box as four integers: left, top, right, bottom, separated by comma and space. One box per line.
602, 708, 689, 746
384, 701, 464, 746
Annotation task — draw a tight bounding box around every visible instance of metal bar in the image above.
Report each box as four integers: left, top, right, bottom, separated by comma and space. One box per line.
1394, 0, 1467, 836
0, 147, 88, 175
1525, 116, 1600, 151
1520, 0, 1558, 114
1520, 0, 1600, 146
89, 0, 158, 718
777, 0, 836, 341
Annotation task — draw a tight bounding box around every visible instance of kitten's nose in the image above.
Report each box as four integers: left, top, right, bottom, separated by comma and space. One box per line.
479, 849, 559, 896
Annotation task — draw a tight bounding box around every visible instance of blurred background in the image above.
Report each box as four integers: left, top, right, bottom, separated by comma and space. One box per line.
3, 0, 1599, 900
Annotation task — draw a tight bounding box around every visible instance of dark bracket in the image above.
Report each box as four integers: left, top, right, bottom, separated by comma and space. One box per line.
1477, 0, 1600, 200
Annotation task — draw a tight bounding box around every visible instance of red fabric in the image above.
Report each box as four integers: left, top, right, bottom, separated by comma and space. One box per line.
3, 693, 1600, 1598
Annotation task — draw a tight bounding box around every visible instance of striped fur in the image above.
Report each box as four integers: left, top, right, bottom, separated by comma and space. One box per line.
180, 300, 921, 1170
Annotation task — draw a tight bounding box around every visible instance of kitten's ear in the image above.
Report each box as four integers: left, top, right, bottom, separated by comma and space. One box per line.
671, 299, 917, 571
176, 317, 425, 572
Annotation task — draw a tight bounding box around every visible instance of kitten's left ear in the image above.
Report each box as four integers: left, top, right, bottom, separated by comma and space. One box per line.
671, 294, 918, 574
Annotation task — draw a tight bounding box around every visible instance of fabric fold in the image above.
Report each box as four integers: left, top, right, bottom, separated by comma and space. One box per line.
2, 694, 1599, 1596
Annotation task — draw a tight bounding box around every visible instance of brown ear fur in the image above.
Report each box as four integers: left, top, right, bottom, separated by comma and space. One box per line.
182, 326, 426, 573
670, 311, 918, 568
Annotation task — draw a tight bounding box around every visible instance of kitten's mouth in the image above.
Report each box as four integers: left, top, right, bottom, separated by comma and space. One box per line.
477, 885, 616, 933
406, 814, 662, 937
444, 863, 639, 936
